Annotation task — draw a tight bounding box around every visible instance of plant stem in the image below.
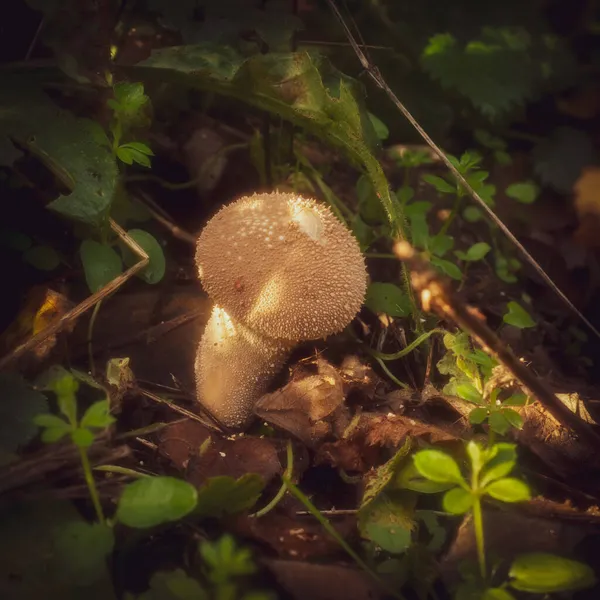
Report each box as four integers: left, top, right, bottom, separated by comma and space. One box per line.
87, 299, 103, 376
472, 495, 486, 580
438, 192, 463, 237
79, 446, 105, 524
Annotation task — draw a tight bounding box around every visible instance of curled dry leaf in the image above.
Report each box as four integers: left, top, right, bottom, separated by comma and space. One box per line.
254, 357, 350, 446
264, 559, 381, 600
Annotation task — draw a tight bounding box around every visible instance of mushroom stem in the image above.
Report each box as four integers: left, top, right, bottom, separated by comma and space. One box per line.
195, 305, 295, 429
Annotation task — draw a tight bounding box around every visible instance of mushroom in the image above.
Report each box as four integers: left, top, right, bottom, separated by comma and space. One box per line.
194, 190, 368, 429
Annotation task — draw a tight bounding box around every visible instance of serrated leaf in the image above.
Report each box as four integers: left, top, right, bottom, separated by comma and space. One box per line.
422, 174, 455, 194
509, 553, 596, 593
503, 301, 535, 328
0, 373, 49, 453
80, 240, 123, 293
120, 229, 166, 284
442, 487, 473, 514
485, 477, 531, 503
365, 282, 411, 317
195, 474, 264, 518
413, 450, 465, 485
0, 75, 118, 226
506, 181, 539, 204
22, 245, 60, 271
117, 476, 198, 528
129, 45, 398, 226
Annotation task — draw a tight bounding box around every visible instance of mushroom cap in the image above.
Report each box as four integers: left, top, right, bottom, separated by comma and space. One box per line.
196, 191, 367, 341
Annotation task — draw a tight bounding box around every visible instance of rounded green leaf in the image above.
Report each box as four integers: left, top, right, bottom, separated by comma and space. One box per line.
120, 229, 166, 284
117, 476, 198, 528
23, 245, 60, 271
463, 206, 483, 222
503, 301, 535, 329
80, 239, 123, 293
485, 477, 531, 503
413, 450, 464, 485
465, 242, 491, 261
431, 257, 462, 280
71, 427, 95, 448
483, 588, 516, 600
365, 282, 411, 317
501, 408, 523, 430
469, 407, 489, 425
395, 462, 455, 494
506, 181, 539, 205
509, 553, 596, 593
456, 382, 484, 404
81, 400, 115, 429
480, 443, 517, 486
442, 487, 473, 514
488, 410, 511, 435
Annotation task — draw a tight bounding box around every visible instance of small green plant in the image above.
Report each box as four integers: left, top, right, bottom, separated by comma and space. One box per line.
33, 369, 115, 523
437, 331, 528, 437
413, 441, 596, 597
91, 81, 154, 168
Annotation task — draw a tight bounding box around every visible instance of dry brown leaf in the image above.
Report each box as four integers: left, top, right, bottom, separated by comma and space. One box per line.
158, 420, 213, 470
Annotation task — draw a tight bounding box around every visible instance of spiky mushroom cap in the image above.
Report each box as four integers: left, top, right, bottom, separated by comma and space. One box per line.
194, 191, 367, 429
195, 191, 368, 341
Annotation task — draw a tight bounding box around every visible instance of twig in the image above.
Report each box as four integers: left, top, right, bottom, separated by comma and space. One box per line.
393, 240, 600, 448
0, 220, 149, 370
325, 0, 600, 343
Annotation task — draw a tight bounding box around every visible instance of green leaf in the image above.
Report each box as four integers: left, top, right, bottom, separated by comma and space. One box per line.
120, 229, 166, 284
33, 413, 69, 429
413, 450, 465, 485
0, 373, 49, 452
501, 408, 523, 430
368, 112, 389, 141
80, 240, 123, 293
41, 422, 72, 443
396, 186, 414, 205
0, 74, 119, 226
395, 461, 455, 494
502, 393, 528, 407
131, 45, 398, 226
485, 477, 531, 503
509, 553, 596, 593
431, 257, 462, 280
505, 181, 539, 204
365, 282, 411, 317
503, 301, 535, 328
422, 174, 456, 194
201, 534, 257, 585
480, 443, 517, 486
456, 383, 484, 404
356, 174, 387, 224
466, 440, 484, 473
359, 492, 414, 554
195, 474, 264, 518
428, 234, 454, 257
117, 476, 198, 528
71, 427, 95, 448
81, 400, 115, 429
482, 589, 516, 600
117, 144, 152, 168
442, 487, 473, 514
22, 245, 60, 271
137, 569, 208, 600
464, 242, 491, 261
119, 142, 154, 156
463, 206, 483, 222
488, 410, 511, 435
469, 407, 489, 425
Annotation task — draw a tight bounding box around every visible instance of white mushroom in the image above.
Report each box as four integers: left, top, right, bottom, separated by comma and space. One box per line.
195, 191, 367, 429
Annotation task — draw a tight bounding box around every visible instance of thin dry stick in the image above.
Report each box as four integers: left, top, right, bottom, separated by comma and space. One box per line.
325, 0, 600, 342
393, 240, 600, 448
0, 219, 149, 370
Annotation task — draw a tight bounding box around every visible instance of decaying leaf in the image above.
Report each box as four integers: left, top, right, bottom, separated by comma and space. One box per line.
254, 357, 349, 446
157, 419, 213, 470
264, 559, 381, 600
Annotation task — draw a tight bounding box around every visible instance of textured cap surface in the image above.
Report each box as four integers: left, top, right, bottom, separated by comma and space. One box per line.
196, 191, 367, 341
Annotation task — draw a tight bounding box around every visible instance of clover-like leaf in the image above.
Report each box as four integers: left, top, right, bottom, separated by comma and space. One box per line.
442, 487, 473, 514
503, 301, 535, 328
81, 400, 115, 429
506, 181, 539, 204
120, 229, 166, 284
80, 239, 123, 293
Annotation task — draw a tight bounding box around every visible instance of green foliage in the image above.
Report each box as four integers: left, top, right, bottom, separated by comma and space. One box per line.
80, 240, 123, 293
116, 476, 198, 528
119, 228, 166, 285
22, 245, 61, 271
505, 181, 539, 204
503, 301, 536, 328
421, 27, 573, 119
508, 552, 597, 593
195, 474, 264, 517
136, 569, 207, 600
0, 74, 118, 225
0, 372, 48, 453
365, 282, 412, 317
